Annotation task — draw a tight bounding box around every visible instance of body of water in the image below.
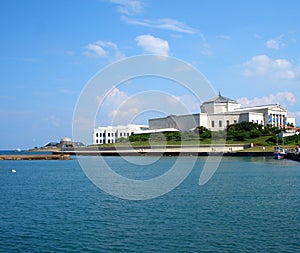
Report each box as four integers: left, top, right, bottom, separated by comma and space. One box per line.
0, 155, 299, 252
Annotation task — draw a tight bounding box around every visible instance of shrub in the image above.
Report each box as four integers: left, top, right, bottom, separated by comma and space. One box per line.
149, 133, 166, 142
164, 132, 181, 141
129, 133, 150, 142
249, 129, 261, 138
233, 131, 249, 141
266, 136, 277, 145
181, 131, 199, 141
212, 130, 226, 140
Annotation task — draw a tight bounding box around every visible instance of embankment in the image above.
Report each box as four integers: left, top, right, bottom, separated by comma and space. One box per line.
53, 144, 273, 157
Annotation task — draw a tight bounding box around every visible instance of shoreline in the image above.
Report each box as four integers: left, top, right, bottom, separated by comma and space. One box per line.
53, 150, 274, 157
53, 144, 274, 157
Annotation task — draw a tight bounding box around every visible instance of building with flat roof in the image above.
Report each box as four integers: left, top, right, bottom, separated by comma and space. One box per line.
149, 92, 296, 131
93, 124, 149, 144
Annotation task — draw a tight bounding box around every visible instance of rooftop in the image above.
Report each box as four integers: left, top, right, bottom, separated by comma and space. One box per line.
203, 91, 238, 104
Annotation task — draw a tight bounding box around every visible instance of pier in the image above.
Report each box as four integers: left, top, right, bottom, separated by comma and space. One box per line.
0, 154, 71, 160
285, 152, 300, 162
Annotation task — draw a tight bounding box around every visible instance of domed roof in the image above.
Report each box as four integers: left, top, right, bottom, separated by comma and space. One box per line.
60, 136, 72, 143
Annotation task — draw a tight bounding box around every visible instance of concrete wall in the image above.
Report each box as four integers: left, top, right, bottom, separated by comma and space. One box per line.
149, 114, 200, 131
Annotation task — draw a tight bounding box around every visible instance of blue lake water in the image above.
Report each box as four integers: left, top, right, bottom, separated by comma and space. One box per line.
0, 156, 299, 252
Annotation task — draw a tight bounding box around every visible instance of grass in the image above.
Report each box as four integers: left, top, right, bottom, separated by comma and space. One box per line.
92, 134, 300, 149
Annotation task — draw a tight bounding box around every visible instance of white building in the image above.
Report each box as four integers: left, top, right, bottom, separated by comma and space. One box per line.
93, 124, 149, 144
149, 92, 296, 131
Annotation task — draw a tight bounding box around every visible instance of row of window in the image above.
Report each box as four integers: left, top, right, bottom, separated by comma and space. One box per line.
95, 139, 114, 144
211, 119, 263, 128
211, 120, 236, 128
95, 132, 131, 138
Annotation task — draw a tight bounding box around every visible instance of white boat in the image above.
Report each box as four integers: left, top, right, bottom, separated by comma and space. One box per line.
274, 146, 286, 160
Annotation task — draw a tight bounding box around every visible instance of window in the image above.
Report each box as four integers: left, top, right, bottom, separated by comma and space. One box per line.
111, 133, 114, 137
96, 140, 98, 143
234, 120, 237, 124
211, 121, 215, 127
100, 140, 102, 144
219, 120, 222, 127
96, 133, 98, 137
226, 120, 230, 126
100, 133, 102, 137
108, 133, 110, 137
108, 140, 110, 144
120, 133, 122, 137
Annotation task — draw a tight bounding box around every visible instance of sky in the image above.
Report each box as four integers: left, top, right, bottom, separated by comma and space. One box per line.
0, 0, 300, 149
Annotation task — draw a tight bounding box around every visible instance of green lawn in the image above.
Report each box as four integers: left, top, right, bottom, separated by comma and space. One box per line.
92, 134, 299, 149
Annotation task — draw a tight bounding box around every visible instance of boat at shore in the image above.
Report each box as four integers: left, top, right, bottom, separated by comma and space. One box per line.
274, 146, 286, 160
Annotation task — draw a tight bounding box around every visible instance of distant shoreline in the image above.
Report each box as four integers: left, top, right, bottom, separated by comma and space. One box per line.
53, 150, 274, 157
52, 144, 274, 157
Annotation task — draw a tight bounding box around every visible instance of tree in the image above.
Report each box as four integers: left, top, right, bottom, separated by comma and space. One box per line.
249, 129, 261, 138
233, 131, 249, 141
194, 126, 211, 139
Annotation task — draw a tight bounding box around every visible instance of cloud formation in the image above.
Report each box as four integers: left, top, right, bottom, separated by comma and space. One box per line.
109, 0, 143, 15
265, 34, 285, 49
83, 40, 125, 60
135, 35, 170, 56
124, 17, 198, 34
95, 86, 200, 126
237, 92, 296, 108
241, 55, 297, 80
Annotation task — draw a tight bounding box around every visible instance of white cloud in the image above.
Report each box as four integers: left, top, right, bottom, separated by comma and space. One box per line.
237, 92, 296, 108
135, 34, 170, 56
216, 34, 232, 40
265, 34, 285, 49
95, 86, 201, 126
266, 39, 280, 49
96, 87, 130, 125
241, 55, 297, 80
109, 0, 143, 15
96, 86, 129, 107
83, 40, 125, 60
124, 17, 199, 34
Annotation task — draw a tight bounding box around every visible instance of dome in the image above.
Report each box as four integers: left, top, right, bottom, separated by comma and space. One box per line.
60, 136, 72, 143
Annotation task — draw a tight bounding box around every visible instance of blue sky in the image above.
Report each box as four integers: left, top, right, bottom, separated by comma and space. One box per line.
0, 0, 300, 149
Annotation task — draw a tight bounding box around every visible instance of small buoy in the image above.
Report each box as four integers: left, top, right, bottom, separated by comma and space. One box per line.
11, 169, 16, 173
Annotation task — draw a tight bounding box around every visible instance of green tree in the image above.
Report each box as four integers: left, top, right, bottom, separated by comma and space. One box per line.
233, 131, 249, 141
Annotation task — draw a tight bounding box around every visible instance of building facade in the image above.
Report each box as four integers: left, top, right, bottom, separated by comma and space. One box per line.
93, 124, 149, 144
149, 93, 296, 131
